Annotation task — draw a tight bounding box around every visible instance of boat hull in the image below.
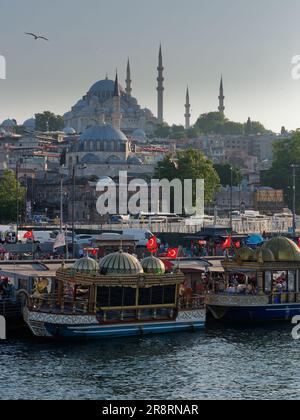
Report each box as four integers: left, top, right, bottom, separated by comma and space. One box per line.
24, 308, 206, 339
207, 303, 300, 323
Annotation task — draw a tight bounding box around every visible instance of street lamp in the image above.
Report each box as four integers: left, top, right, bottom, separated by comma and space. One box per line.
291, 164, 298, 239
229, 166, 233, 229
72, 165, 76, 258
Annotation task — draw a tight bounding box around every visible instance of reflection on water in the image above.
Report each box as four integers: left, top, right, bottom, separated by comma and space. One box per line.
0, 325, 299, 400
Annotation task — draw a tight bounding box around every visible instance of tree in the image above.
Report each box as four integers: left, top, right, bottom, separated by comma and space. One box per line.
195, 112, 226, 134
154, 123, 171, 138
245, 120, 270, 135
35, 111, 64, 132
214, 164, 243, 187
0, 171, 25, 223
186, 127, 201, 138
261, 133, 300, 212
154, 150, 220, 212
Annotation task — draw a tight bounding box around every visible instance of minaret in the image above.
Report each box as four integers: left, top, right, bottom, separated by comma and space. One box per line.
185, 86, 191, 130
157, 44, 164, 124
112, 71, 122, 130
218, 76, 225, 114
126, 59, 132, 97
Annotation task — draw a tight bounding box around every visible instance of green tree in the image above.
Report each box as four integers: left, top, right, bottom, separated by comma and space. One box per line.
154, 150, 220, 212
186, 127, 201, 138
154, 123, 171, 138
35, 111, 64, 132
221, 121, 244, 135
0, 171, 25, 223
214, 164, 243, 187
261, 133, 300, 211
195, 112, 226, 134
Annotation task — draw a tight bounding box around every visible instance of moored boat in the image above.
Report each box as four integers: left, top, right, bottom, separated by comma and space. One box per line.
206, 237, 300, 323
24, 251, 205, 339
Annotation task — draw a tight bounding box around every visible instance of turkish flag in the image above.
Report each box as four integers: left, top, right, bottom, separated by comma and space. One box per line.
167, 248, 179, 259
147, 236, 158, 253
222, 236, 232, 250
234, 241, 241, 249
163, 260, 174, 272
23, 231, 34, 240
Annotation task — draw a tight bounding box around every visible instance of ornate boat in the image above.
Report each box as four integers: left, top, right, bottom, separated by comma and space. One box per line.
206, 237, 300, 323
24, 252, 205, 339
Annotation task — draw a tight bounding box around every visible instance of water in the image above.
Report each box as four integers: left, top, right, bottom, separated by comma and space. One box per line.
0, 325, 299, 400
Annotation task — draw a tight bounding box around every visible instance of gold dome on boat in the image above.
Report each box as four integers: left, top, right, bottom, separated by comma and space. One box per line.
262, 237, 300, 262
256, 248, 276, 263
72, 257, 99, 275
141, 255, 166, 275
99, 250, 144, 276
236, 247, 255, 262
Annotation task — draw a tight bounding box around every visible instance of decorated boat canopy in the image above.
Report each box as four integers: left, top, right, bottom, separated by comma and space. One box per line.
223, 236, 300, 272
236, 237, 300, 263
56, 250, 182, 287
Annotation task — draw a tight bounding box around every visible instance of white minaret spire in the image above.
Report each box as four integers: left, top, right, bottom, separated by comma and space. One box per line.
126, 58, 132, 97
157, 44, 164, 124
112, 71, 122, 130
185, 86, 191, 130
218, 75, 225, 114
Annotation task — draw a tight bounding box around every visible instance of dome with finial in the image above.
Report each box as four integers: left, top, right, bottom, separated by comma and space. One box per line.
141, 256, 166, 275
72, 257, 99, 275
99, 250, 143, 276
88, 78, 125, 96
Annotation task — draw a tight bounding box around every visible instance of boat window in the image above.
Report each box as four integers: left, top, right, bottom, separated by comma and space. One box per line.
97, 287, 110, 307
138, 288, 151, 306
163, 285, 176, 304
110, 288, 123, 307
97, 286, 136, 308
123, 288, 136, 306
151, 286, 164, 305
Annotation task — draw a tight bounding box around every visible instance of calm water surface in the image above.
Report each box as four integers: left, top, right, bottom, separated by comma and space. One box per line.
0, 325, 299, 400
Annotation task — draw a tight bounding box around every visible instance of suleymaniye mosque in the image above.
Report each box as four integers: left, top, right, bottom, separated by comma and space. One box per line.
63, 57, 161, 136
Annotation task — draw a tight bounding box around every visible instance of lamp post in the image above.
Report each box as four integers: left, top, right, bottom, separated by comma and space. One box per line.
291, 164, 298, 239
60, 173, 64, 233
229, 166, 233, 230
72, 165, 76, 258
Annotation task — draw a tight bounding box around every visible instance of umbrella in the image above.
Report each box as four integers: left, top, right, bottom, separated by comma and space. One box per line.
246, 234, 264, 246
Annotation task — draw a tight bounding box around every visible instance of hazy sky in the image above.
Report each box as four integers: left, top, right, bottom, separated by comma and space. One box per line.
1, 0, 300, 132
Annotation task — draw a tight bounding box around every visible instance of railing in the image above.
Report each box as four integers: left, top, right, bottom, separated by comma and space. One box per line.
206, 291, 300, 306
69, 216, 296, 235
178, 295, 205, 310
28, 294, 90, 314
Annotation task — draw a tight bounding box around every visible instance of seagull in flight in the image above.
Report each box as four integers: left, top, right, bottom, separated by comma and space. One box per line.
25, 32, 49, 41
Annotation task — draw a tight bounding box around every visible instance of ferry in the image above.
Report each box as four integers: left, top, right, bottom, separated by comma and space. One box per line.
206, 237, 300, 323
24, 251, 205, 339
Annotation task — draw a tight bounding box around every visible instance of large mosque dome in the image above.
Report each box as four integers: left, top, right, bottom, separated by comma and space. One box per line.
23, 118, 36, 130
79, 124, 127, 143
88, 78, 125, 96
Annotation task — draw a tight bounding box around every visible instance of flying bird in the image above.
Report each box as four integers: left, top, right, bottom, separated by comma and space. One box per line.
25, 32, 49, 41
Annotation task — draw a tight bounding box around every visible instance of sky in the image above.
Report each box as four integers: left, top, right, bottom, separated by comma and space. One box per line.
1, 0, 300, 132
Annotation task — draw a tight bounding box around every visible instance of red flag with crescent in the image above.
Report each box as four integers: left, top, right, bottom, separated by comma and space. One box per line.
23, 230, 34, 240
167, 248, 179, 259
147, 236, 158, 253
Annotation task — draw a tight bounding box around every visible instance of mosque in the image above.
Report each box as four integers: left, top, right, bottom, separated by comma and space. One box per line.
66, 72, 151, 178
63, 49, 164, 136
